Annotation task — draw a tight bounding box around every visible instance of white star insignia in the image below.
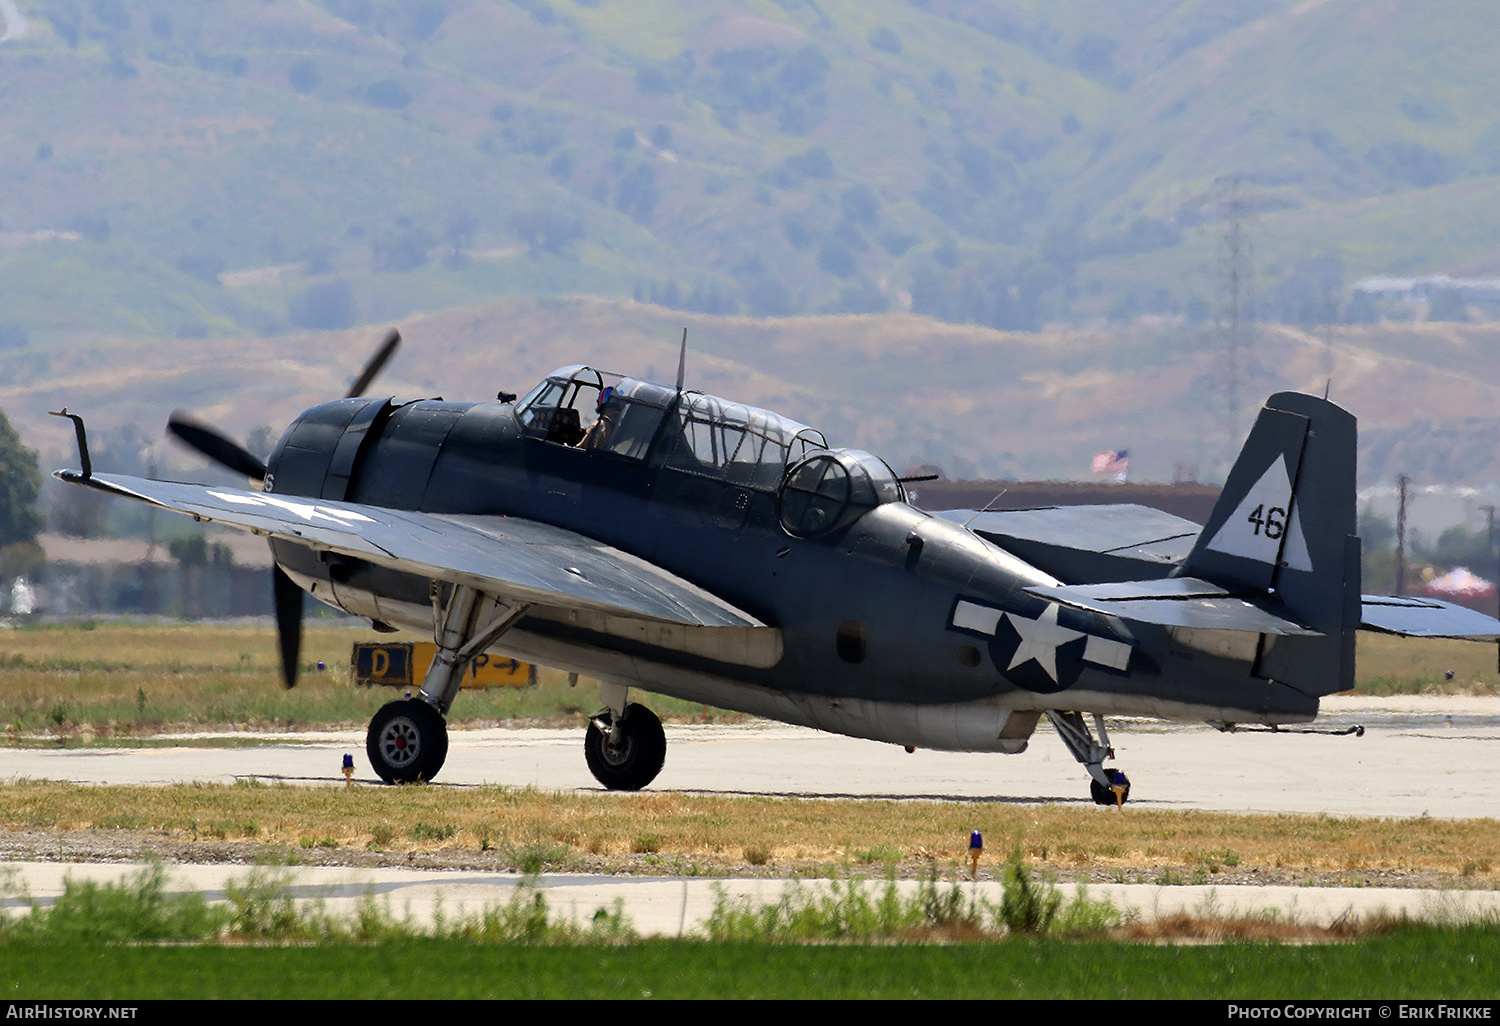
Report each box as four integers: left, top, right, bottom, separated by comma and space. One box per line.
208, 490, 376, 526
1004, 604, 1084, 683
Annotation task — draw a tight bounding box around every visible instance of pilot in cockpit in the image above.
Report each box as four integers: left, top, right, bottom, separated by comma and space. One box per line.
580, 385, 622, 450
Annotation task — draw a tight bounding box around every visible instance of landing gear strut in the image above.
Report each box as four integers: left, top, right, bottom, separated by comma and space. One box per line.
365, 583, 531, 784
1048, 710, 1130, 806
585, 701, 666, 791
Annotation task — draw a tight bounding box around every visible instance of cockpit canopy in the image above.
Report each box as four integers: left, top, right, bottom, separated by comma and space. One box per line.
514, 365, 830, 492
662, 391, 828, 491
516, 366, 679, 459
777, 448, 906, 538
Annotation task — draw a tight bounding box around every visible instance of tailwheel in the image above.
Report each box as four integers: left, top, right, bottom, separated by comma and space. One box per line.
584, 702, 666, 791
1090, 768, 1130, 807
367, 698, 449, 784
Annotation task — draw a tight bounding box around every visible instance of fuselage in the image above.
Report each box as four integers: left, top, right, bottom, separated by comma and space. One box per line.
264, 370, 1319, 751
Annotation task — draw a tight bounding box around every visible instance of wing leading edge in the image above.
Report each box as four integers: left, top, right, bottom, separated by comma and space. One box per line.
55, 471, 781, 664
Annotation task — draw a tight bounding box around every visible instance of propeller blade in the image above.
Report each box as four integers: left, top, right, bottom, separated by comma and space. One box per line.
273, 565, 304, 690
167, 413, 268, 481
346, 329, 401, 398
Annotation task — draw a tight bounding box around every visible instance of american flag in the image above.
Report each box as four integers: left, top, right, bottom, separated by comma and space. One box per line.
1091, 449, 1129, 479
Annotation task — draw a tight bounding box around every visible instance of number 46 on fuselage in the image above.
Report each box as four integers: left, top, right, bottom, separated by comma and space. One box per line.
53, 332, 1500, 803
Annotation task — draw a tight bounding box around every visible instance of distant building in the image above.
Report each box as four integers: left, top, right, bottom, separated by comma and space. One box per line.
34, 532, 272, 617
1353, 274, 1500, 319
1353, 274, 1500, 300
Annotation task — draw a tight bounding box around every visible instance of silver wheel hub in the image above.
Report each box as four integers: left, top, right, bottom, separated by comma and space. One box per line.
601, 730, 633, 767
379, 716, 421, 768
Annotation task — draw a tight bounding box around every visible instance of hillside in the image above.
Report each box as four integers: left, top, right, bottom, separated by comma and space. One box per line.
10, 298, 1500, 493
5, 0, 1500, 521
4, 0, 1500, 346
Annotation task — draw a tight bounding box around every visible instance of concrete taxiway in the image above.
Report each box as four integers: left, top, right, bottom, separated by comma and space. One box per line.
0, 694, 1495, 935
2, 695, 1496, 817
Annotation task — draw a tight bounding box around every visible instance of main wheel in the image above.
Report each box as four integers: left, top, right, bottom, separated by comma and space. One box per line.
367, 698, 449, 784
1090, 768, 1130, 806
584, 703, 666, 791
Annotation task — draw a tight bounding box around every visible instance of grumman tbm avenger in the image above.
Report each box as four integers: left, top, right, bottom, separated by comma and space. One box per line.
53, 331, 1500, 802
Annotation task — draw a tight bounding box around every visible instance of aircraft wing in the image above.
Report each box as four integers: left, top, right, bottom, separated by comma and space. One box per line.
939, 504, 1200, 583
55, 471, 769, 635
1359, 596, 1500, 640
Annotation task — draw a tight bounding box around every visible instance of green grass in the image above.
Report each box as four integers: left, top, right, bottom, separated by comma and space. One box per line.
0, 862, 635, 947
703, 860, 1119, 943
3, 930, 1498, 999
0, 859, 1496, 998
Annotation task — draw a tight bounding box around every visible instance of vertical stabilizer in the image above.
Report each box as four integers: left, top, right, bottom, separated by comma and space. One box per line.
1183, 392, 1361, 695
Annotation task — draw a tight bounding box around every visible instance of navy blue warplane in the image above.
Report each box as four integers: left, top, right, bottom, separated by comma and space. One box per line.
53, 332, 1500, 802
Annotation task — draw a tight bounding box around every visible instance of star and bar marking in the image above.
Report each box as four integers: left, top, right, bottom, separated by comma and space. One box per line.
951, 598, 1131, 693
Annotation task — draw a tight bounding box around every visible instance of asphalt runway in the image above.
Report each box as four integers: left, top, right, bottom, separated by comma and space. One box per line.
3, 695, 1497, 817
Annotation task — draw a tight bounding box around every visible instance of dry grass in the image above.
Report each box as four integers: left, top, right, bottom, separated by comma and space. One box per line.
0, 621, 362, 672
0, 623, 1492, 742
1355, 633, 1500, 694
0, 621, 744, 734
1110, 911, 1369, 943
1, 780, 1495, 885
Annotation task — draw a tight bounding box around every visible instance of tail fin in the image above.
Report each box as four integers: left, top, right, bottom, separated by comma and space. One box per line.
1182, 392, 1361, 696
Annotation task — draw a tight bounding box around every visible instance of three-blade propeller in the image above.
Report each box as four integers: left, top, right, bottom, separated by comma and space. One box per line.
166, 329, 402, 689
164, 414, 268, 482
345, 329, 400, 401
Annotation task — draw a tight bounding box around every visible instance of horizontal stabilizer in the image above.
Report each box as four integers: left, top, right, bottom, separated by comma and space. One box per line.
1027, 578, 1322, 636
1360, 596, 1500, 640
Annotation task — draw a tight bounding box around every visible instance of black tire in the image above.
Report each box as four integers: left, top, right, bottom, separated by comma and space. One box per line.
584, 703, 666, 791
367, 698, 449, 784
1090, 768, 1130, 806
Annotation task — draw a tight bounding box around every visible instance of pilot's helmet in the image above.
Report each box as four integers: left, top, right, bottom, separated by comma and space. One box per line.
597, 386, 620, 411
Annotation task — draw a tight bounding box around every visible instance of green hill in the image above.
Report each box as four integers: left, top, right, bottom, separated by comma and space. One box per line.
5, 0, 1500, 345
5, 1, 1500, 505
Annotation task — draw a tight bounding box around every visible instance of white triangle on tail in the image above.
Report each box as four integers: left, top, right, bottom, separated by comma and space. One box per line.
1205, 455, 1313, 571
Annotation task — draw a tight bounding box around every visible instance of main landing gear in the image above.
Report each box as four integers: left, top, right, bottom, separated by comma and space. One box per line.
366, 584, 531, 784
1089, 768, 1131, 807
1047, 710, 1131, 806
584, 683, 666, 791
367, 698, 448, 784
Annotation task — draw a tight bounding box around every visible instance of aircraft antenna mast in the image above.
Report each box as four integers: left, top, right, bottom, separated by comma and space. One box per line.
1319, 285, 1338, 385
676, 327, 687, 393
